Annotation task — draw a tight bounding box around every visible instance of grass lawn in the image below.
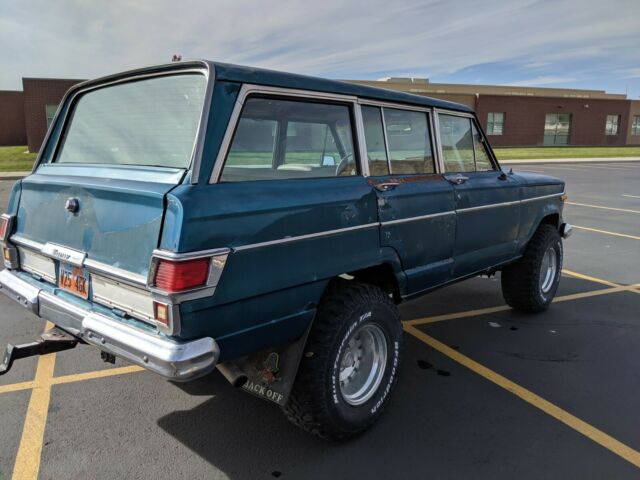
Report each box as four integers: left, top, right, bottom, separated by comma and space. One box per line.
0, 146, 37, 172
493, 146, 640, 160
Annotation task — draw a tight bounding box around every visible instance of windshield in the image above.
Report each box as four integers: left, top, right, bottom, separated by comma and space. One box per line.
55, 73, 206, 168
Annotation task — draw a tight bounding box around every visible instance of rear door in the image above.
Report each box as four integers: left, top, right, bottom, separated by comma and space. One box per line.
436, 112, 521, 277
361, 104, 456, 295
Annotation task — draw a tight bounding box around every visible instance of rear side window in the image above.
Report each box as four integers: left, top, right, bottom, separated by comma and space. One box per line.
220, 97, 357, 182
55, 73, 206, 168
384, 108, 434, 174
361, 106, 435, 176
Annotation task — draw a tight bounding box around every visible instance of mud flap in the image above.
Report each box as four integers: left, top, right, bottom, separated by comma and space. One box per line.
218, 325, 312, 406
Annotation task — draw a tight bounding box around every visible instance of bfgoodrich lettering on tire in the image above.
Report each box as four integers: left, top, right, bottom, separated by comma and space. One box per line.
501, 224, 563, 312
283, 280, 402, 440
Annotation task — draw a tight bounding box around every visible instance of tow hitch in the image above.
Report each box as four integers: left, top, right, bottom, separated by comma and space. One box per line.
0, 327, 79, 376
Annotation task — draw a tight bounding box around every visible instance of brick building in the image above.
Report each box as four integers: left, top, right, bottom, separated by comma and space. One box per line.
22, 78, 84, 152
0, 90, 27, 146
350, 77, 640, 147
1, 75, 639, 152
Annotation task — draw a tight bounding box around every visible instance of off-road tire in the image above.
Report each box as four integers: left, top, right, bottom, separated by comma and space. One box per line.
501, 224, 563, 312
283, 280, 402, 440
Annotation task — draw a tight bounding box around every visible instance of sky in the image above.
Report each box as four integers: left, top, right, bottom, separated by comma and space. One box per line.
1, 0, 639, 98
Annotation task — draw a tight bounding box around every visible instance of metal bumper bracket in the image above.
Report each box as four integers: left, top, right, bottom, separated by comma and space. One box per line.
0, 327, 79, 376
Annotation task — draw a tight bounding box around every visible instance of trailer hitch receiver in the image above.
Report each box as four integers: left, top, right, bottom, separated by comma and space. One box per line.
0, 327, 79, 376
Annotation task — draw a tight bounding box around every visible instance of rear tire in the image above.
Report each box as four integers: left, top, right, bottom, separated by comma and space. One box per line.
283, 280, 402, 440
501, 224, 563, 312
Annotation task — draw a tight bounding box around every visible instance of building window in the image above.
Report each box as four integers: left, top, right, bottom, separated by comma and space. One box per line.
487, 112, 504, 135
605, 115, 620, 135
544, 113, 571, 145
631, 116, 640, 136
45, 104, 59, 129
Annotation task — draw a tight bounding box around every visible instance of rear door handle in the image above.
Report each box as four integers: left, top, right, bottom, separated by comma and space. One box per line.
445, 174, 469, 185
374, 182, 400, 192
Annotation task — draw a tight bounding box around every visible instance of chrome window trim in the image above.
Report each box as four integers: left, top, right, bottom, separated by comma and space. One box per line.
379, 107, 393, 175
381, 210, 455, 226
209, 84, 359, 184
34, 65, 212, 184
353, 103, 370, 177
233, 222, 379, 252
434, 108, 500, 173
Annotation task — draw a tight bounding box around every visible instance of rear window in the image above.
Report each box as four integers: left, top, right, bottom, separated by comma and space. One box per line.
54, 73, 206, 169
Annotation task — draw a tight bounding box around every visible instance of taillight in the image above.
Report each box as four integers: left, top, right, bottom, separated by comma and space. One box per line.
0, 214, 11, 241
153, 257, 210, 292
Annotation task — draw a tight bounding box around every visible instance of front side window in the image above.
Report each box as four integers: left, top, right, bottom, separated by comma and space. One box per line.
632, 116, 640, 136
544, 113, 571, 145
221, 97, 356, 182
472, 123, 493, 171
487, 112, 504, 135
56, 73, 207, 168
605, 115, 620, 135
439, 114, 475, 172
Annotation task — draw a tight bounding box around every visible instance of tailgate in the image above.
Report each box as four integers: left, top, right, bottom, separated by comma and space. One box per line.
14, 164, 184, 277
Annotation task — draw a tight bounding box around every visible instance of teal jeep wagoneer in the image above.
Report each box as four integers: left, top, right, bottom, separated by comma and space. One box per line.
0, 61, 571, 439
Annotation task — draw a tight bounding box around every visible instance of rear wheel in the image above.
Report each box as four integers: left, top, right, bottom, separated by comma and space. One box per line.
501, 224, 563, 312
283, 280, 402, 440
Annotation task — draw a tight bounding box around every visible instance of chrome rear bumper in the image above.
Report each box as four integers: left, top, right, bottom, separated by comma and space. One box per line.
0, 269, 218, 381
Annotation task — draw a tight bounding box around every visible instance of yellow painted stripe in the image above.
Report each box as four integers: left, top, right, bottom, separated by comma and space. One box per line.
0, 381, 34, 395
561, 269, 622, 288
404, 285, 627, 327
12, 322, 56, 480
566, 201, 640, 215
51, 365, 144, 385
404, 324, 640, 469
574, 225, 640, 241
622, 194, 640, 199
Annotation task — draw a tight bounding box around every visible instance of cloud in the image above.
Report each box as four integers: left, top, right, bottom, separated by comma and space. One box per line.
0, 0, 639, 97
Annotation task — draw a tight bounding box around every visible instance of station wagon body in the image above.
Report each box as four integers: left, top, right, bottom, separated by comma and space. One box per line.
0, 61, 570, 438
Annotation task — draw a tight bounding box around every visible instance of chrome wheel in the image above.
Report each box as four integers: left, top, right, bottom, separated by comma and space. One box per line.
339, 323, 388, 406
539, 245, 557, 294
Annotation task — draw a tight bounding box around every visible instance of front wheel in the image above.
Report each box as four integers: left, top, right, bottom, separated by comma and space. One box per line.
501, 224, 563, 312
283, 280, 402, 440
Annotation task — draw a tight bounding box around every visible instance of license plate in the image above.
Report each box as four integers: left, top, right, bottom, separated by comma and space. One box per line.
58, 263, 90, 299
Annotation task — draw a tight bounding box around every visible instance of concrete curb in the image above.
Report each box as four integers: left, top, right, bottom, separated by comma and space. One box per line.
0, 171, 29, 180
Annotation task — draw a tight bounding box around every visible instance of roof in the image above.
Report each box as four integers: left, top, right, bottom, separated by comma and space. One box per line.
68, 60, 474, 113
211, 61, 473, 113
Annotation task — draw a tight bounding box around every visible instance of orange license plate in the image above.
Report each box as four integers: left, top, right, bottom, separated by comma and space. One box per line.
58, 263, 90, 299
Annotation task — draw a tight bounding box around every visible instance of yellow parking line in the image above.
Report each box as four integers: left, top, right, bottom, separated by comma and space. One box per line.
573, 225, 640, 241
0, 380, 34, 395
12, 322, 56, 480
622, 194, 640, 199
566, 202, 640, 214
404, 325, 640, 469
561, 269, 622, 288
404, 285, 628, 327
51, 365, 144, 385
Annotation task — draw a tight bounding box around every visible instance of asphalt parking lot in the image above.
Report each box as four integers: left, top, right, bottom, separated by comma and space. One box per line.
1, 161, 639, 479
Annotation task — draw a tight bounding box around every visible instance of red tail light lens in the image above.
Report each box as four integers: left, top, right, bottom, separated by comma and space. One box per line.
153, 258, 210, 292
0, 215, 9, 241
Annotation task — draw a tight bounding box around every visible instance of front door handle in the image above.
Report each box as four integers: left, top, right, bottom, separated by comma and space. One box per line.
445, 174, 469, 185
374, 182, 400, 192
